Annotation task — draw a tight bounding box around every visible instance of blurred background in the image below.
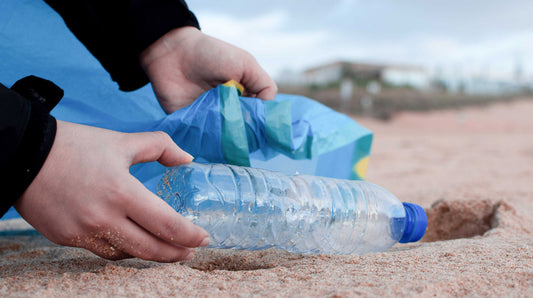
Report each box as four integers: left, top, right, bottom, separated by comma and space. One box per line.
188, 0, 533, 119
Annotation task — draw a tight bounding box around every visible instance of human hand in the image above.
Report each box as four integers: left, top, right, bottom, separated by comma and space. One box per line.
15, 120, 209, 262
140, 26, 278, 113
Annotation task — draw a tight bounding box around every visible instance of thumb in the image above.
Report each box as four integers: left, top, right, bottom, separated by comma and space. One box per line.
125, 131, 193, 166
240, 55, 278, 101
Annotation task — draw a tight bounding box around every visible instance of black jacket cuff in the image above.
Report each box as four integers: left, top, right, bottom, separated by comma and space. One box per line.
10, 103, 57, 201
1, 104, 56, 216
44, 0, 200, 91
0, 79, 59, 217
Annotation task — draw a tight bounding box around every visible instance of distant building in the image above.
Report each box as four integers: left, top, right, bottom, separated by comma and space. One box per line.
301, 61, 430, 90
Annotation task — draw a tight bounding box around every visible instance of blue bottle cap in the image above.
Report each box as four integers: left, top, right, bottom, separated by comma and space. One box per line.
399, 202, 427, 243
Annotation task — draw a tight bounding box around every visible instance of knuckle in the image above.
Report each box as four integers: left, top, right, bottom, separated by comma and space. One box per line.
130, 240, 182, 262
111, 190, 130, 207
76, 208, 110, 231
105, 178, 130, 206
78, 214, 104, 232
159, 217, 193, 243
114, 132, 130, 147
135, 244, 159, 261
242, 50, 255, 61
153, 131, 171, 143
159, 219, 178, 237
162, 221, 203, 247
271, 84, 279, 94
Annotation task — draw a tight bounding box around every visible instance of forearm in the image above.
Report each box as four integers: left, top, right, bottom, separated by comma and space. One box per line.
44, 0, 200, 91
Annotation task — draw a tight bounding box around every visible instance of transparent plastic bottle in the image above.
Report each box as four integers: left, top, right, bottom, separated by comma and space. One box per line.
158, 163, 427, 255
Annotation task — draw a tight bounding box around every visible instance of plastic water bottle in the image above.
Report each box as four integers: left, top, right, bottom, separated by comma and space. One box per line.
158, 163, 427, 255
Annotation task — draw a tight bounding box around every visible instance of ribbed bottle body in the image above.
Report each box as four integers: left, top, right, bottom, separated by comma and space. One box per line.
159, 163, 407, 254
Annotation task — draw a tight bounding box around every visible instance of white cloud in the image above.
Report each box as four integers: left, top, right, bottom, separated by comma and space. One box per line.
192, 4, 533, 82
194, 11, 328, 76
418, 32, 533, 79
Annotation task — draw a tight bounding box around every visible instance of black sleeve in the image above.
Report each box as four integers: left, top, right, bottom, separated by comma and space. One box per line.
44, 0, 200, 91
0, 79, 59, 217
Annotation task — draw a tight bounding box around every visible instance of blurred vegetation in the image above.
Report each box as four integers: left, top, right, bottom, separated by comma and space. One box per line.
279, 84, 533, 121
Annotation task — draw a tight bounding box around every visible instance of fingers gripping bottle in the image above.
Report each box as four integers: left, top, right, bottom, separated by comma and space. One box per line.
158, 163, 427, 255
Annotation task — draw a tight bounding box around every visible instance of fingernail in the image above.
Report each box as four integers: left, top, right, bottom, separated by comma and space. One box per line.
200, 236, 210, 247
184, 250, 194, 261
184, 151, 194, 161
177, 147, 194, 161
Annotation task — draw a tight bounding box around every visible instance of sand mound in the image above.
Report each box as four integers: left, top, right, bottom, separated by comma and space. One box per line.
423, 199, 532, 242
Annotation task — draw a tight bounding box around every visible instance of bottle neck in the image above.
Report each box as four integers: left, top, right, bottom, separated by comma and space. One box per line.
399, 202, 427, 243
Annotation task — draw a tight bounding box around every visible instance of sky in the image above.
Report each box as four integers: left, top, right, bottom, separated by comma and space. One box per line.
187, 0, 533, 82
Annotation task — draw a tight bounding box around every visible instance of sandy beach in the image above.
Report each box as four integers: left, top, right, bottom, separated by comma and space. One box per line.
1, 99, 532, 297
